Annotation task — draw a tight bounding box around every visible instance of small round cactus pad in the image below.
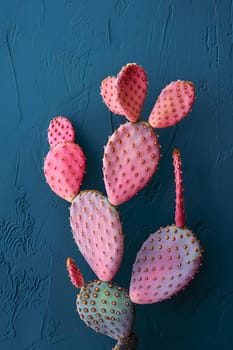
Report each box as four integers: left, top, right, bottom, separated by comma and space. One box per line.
48, 116, 75, 147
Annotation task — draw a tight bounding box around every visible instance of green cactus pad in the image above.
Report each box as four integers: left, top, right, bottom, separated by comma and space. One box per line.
76, 280, 135, 340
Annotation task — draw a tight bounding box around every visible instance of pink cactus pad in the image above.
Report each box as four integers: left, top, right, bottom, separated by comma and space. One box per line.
103, 121, 160, 206
44, 142, 86, 202
101, 77, 124, 115
173, 149, 185, 227
101, 63, 148, 122
66, 257, 85, 288
129, 225, 202, 304
116, 63, 148, 122
148, 81, 195, 128
70, 190, 124, 282
48, 116, 75, 147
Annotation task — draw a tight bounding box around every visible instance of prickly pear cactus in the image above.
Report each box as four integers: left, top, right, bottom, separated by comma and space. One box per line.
43, 63, 203, 350
101, 63, 195, 205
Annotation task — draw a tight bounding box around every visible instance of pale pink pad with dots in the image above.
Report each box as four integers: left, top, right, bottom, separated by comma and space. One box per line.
129, 225, 202, 304
70, 191, 124, 282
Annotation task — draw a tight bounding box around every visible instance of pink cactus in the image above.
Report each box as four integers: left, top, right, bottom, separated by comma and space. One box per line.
44, 117, 86, 202
129, 149, 202, 304
70, 190, 124, 282
43, 65, 203, 350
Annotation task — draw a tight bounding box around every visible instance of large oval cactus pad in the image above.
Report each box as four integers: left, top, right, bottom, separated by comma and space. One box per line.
44, 142, 86, 202
101, 63, 148, 122
70, 191, 124, 282
129, 225, 202, 304
103, 122, 160, 205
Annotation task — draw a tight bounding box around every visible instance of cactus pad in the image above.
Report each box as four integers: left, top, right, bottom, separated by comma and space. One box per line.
101, 77, 124, 115
44, 142, 86, 202
101, 63, 148, 122
48, 116, 75, 147
116, 63, 148, 122
103, 121, 160, 205
129, 226, 202, 304
148, 81, 195, 128
77, 280, 135, 340
70, 191, 124, 281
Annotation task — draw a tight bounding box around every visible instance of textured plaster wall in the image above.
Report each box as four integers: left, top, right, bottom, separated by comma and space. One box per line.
0, 1, 233, 349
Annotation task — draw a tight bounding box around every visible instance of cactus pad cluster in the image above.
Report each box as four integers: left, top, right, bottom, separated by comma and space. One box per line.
43, 63, 203, 350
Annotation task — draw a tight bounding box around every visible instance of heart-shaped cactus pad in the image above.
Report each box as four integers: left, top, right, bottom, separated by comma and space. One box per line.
48, 116, 75, 147
101, 76, 124, 115
101, 63, 148, 122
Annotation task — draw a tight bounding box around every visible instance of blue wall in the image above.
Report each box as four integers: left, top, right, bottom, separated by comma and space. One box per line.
0, 1, 233, 349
